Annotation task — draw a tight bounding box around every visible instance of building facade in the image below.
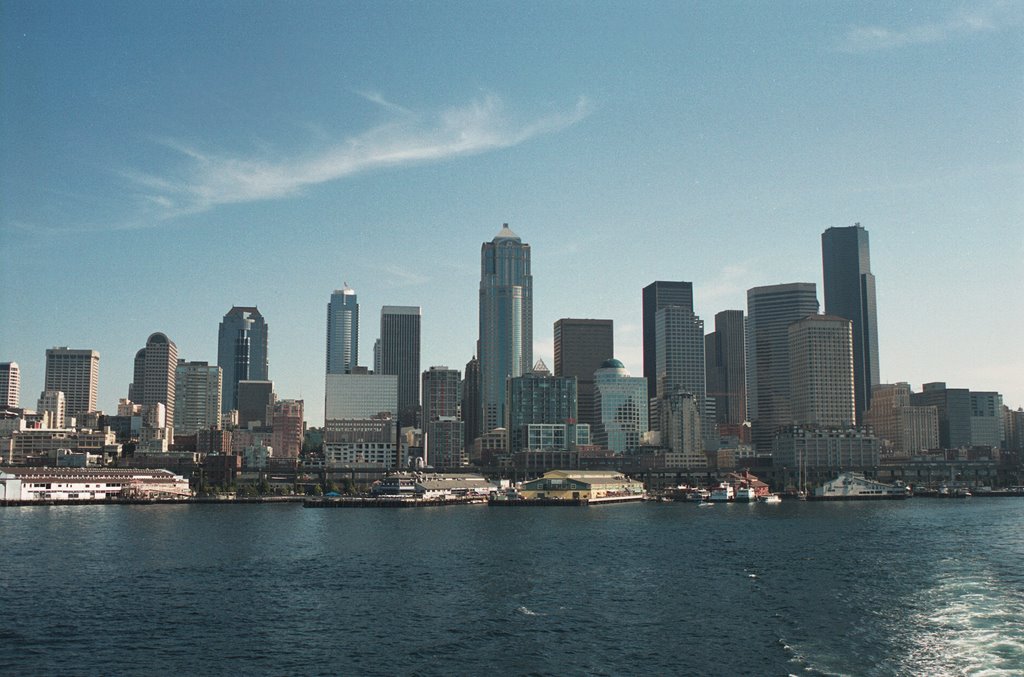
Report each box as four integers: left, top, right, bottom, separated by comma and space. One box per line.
654, 305, 712, 446
236, 380, 275, 429
379, 306, 422, 427
129, 333, 177, 430
746, 283, 819, 452
326, 284, 359, 375
910, 382, 972, 449
704, 310, 746, 427
462, 354, 481, 454
787, 315, 856, 428
44, 348, 100, 419
592, 358, 648, 454
36, 390, 66, 429
0, 362, 20, 408
173, 360, 222, 435
642, 281, 694, 400
217, 307, 269, 414
506, 360, 577, 454
822, 224, 880, 423
553, 318, 614, 429
271, 399, 304, 458
865, 383, 939, 455
479, 224, 533, 435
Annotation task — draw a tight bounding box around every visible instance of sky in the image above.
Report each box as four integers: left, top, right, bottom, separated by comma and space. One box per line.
2, 1, 1022, 425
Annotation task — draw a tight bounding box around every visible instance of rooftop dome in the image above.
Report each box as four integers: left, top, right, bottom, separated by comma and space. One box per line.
601, 358, 626, 369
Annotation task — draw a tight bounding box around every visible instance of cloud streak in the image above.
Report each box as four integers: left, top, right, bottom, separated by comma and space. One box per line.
838, 2, 1021, 52
127, 94, 590, 220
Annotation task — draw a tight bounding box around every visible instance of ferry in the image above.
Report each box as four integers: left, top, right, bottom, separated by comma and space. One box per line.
812, 472, 909, 501
757, 493, 782, 504
709, 483, 734, 502
734, 486, 757, 502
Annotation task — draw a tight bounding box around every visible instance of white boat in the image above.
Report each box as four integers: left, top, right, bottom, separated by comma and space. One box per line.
709, 484, 734, 502
757, 493, 782, 504
813, 472, 910, 500
685, 488, 711, 503
734, 487, 757, 502
697, 500, 714, 507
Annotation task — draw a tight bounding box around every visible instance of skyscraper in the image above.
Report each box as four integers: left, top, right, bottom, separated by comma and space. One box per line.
271, 399, 304, 458
822, 224, 880, 423
326, 284, 359, 375
173, 360, 223, 435
642, 281, 694, 400
36, 390, 65, 428
422, 366, 465, 468
655, 305, 712, 448
462, 353, 481, 454
379, 306, 422, 427
44, 348, 99, 418
479, 224, 532, 434
746, 283, 819, 452
787, 315, 856, 428
592, 358, 648, 454
217, 307, 269, 413
506, 359, 577, 453
0, 362, 20, 408
553, 318, 614, 429
129, 333, 178, 430
705, 310, 746, 427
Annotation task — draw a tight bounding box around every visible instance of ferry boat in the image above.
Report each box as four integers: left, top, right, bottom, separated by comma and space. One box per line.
812, 472, 909, 501
757, 493, 782, 504
734, 486, 757, 502
709, 484, 734, 502
684, 488, 711, 503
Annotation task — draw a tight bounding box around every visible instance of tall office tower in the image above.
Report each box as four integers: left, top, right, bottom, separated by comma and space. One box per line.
642, 281, 694, 400
324, 372, 399, 467
479, 224, 533, 434
704, 310, 746, 427
592, 359, 648, 454
44, 348, 100, 418
910, 382, 971, 449
236, 380, 275, 428
822, 224, 880, 424
654, 305, 712, 448
787, 315, 856, 428
173, 360, 223, 435
326, 284, 359, 375
379, 306, 422, 427
506, 360, 577, 453
271, 399, 304, 458
129, 333, 178, 429
422, 367, 465, 467
462, 354, 482, 454
218, 307, 269, 413
661, 389, 706, 468
865, 383, 938, 455
0, 362, 20, 407
553, 318, 614, 429
746, 283, 819, 452
36, 390, 66, 428
422, 366, 461, 421
969, 391, 1004, 449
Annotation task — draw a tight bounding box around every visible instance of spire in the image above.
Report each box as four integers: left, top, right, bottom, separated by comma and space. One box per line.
531, 358, 550, 376
493, 223, 521, 241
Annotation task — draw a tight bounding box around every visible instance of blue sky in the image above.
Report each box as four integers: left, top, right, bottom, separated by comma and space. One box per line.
2, 1, 1022, 424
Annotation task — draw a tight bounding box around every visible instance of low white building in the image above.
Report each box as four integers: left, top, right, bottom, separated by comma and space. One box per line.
0, 467, 191, 502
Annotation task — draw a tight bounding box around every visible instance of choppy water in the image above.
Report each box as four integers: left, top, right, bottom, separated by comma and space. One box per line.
2, 499, 1022, 676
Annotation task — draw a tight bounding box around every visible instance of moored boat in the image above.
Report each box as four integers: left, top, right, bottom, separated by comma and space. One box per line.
812, 472, 909, 501
757, 493, 782, 504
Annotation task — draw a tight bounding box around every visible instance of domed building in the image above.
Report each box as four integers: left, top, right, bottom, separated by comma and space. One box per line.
592, 358, 648, 454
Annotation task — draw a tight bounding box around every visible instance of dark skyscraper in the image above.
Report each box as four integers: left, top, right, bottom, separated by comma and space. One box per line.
822, 223, 879, 424
379, 306, 422, 427
705, 310, 746, 426
553, 318, 614, 428
462, 353, 481, 455
217, 307, 269, 413
746, 283, 819, 452
642, 281, 694, 400
479, 224, 533, 435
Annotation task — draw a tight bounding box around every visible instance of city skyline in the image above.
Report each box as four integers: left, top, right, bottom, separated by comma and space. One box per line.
2, 3, 1021, 424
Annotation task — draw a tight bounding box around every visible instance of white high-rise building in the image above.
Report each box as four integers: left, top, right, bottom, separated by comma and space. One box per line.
174, 360, 222, 435
593, 359, 648, 454
0, 362, 20, 408
44, 348, 99, 418
36, 390, 66, 429
787, 315, 855, 428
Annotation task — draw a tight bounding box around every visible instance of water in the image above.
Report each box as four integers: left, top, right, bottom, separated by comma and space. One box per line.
2, 499, 1023, 675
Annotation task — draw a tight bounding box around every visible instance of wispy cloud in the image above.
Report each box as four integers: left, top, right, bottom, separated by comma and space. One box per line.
838, 2, 1022, 52
126, 93, 589, 221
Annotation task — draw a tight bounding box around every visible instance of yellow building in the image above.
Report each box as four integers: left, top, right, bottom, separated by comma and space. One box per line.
518, 470, 645, 502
